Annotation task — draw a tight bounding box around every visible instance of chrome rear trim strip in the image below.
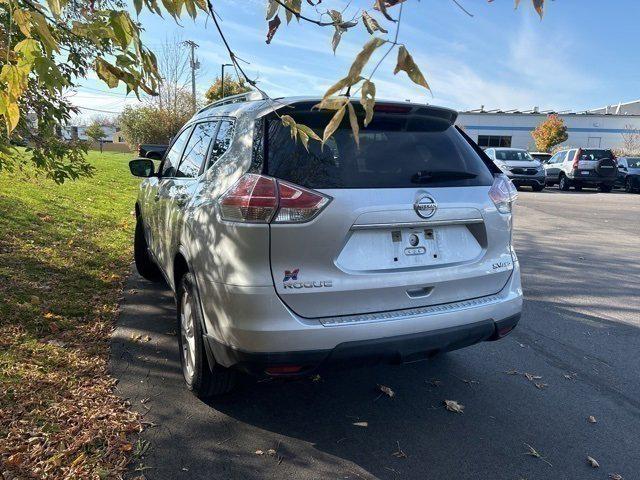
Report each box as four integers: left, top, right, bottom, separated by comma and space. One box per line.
320, 294, 502, 327
351, 219, 484, 230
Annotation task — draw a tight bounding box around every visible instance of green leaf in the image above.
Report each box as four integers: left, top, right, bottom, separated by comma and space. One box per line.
134, 0, 143, 15
31, 11, 59, 54
266, 0, 278, 20
47, 0, 61, 18
109, 11, 135, 49
95, 58, 121, 88
14, 39, 41, 63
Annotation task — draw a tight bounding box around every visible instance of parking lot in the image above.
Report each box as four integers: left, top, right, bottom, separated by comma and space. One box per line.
111, 188, 640, 480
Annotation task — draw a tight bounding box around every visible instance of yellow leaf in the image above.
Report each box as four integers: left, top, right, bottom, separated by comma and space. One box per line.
347, 102, 359, 148
362, 11, 388, 35
13, 8, 32, 37
313, 96, 349, 111
5, 101, 20, 133
296, 124, 321, 142
346, 37, 386, 84
393, 45, 430, 91
323, 37, 385, 99
47, 0, 61, 18
360, 79, 376, 127
322, 106, 346, 145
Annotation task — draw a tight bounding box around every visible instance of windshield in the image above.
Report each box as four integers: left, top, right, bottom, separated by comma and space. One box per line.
265, 109, 494, 189
579, 149, 613, 161
531, 153, 551, 161
495, 150, 535, 162
626, 158, 640, 168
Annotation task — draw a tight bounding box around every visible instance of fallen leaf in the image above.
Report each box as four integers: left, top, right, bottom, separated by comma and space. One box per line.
524, 443, 553, 466
505, 369, 521, 375
378, 384, 395, 398
391, 441, 407, 458
267, 448, 277, 456
587, 456, 600, 468
255, 449, 264, 455
310, 374, 321, 382
534, 382, 548, 390
587, 415, 597, 424
524, 373, 542, 381
608, 474, 623, 480
444, 400, 464, 414
353, 421, 368, 427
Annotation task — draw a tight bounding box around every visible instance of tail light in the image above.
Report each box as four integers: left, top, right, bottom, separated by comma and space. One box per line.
488, 174, 518, 214
573, 149, 581, 169
218, 173, 331, 224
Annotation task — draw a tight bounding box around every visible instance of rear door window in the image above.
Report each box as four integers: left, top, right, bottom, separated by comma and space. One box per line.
265, 112, 494, 189
209, 120, 234, 166
579, 149, 614, 161
176, 121, 218, 178
161, 127, 192, 177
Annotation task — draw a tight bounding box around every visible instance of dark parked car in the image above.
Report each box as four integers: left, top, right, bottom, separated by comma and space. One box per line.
138, 144, 168, 160
544, 148, 617, 192
615, 157, 640, 193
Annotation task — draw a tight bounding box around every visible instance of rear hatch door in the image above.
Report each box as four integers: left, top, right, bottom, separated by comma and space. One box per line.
265, 104, 514, 318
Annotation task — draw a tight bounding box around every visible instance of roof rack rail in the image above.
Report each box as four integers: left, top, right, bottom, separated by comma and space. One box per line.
197, 90, 267, 114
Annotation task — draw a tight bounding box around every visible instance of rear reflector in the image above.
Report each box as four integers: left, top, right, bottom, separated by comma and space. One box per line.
265, 365, 304, 375
218, 174, 331, 224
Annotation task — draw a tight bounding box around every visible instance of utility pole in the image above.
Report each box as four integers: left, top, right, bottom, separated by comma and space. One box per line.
182, 40, 200, 113
221, 63, 233, 100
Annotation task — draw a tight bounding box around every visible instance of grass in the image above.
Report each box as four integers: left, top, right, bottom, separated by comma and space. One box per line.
0, 151, 143, 478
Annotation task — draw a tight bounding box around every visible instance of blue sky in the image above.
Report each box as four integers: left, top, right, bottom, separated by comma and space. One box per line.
71, 0, 640, 120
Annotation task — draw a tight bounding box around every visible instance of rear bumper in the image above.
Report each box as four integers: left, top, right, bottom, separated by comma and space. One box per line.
198, 262, 523, 373
567, 171, 616, 186
206, 314, 520, 376
506, 173, 545, 187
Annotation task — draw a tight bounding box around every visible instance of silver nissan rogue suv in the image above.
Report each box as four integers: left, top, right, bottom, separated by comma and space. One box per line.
129, 93, 523, 397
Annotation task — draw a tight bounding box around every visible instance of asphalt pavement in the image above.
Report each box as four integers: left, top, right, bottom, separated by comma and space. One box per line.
110, 187, 640, 480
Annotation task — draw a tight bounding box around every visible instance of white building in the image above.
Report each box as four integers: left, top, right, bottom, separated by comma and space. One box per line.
61, 125, 118, 142
456, 100, 640, 151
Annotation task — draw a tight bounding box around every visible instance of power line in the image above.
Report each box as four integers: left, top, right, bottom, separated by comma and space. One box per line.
75, 106, 123, 114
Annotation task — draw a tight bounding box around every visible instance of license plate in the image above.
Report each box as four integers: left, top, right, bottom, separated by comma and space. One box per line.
391, 228, 439, 260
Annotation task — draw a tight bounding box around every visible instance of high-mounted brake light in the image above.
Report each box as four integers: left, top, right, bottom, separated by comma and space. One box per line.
218, 174, 331, 224
488, 174, 518, 214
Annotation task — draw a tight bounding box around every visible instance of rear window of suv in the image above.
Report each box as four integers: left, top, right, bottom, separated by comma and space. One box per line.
579, 149, 614, 161
264, 109, 494, 189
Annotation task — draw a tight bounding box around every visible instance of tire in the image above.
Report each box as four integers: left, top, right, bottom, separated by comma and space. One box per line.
134, 217, 163, 282
558, 175, 571, 191
625, 178, 634, 193
177, 273, 237, 397
598, 184, 612, 193
531, 184, 544, 192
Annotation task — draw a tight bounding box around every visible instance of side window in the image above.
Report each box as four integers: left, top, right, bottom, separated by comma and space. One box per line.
485, 148, 494, 159
161, 127, 193, 177
563, 150, 574, 163
209, 120, 235, 165
176, 121, 218, 178
556, 151, 568, 164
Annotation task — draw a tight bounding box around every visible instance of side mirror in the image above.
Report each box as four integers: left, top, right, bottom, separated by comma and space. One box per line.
129, 158, 156, 177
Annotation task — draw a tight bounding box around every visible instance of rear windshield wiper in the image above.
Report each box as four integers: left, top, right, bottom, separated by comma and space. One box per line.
411, 170, 478, 183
